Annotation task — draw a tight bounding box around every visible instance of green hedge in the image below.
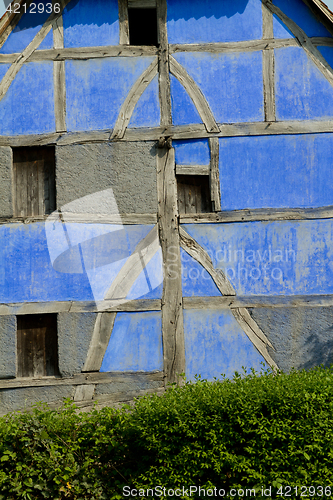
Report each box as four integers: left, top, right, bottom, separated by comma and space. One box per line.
0, 366, 333, 499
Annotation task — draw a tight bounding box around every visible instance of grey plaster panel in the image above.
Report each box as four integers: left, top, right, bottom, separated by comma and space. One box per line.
0, 385, 74, 414
58, 313, 95, 377
95, 378, 163, 395
0, 315, 16, 379
56, 142, 157, 214
0, 147, 13, 217
249, 306, 333, 372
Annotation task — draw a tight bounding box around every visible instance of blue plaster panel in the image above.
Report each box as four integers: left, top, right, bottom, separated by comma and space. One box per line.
173, 52, 264, 124
0, 62, 55, 135
174, 139, 210, 165
0, 0, 53, 54
219, 134, 333, 210
0, 223, 93, 303
126, 248, 163, 300
272, 0, 332, 38
275, 47, 333, 120
170, 74, 202, 126
184, 309, 265, 381
181, 249, 221, 297
128, 75, 160, 128
100, 312, 163, 372
317, 46, 333, 70
166, 0, 262, 44
182, 220, 333, 297
63, 0, 119, 48
273, 15, 294, 39
65, 57, 155, 131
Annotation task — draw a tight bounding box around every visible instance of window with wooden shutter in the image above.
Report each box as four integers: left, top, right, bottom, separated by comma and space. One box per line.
13, 147, 56, 217
177, 175, 212, 214
17, 314, 59, 378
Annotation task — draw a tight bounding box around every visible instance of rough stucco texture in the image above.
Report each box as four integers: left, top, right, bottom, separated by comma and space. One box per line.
55, 142, 157, 214
0, 147, 13, 217
58, 312, 96, 377
0, 385, 74, 415
249, 306, 333, 372
0, 315, 16, 379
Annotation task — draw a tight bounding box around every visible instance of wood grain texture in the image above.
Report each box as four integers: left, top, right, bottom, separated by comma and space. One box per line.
209, 137, 221, 212
0, 0, 33, 49
53, 15, 66, 132
110, 58, 158, 139
262, 0, 333, 89
179, 205, 333, 223
0, 0, 71, 102
0, 212, 157, 225
157, 147, 185, 384
169, 38, 298, 54
176, 164, 210, 176
157, 0, 172, 127
263, 49, 276, 122
82, 313, 117, 372
170, 56, 220, 133
118, 0, 130, 44
179, 227, 277, 369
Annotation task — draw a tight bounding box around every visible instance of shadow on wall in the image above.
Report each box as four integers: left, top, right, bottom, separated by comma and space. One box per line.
167, 0, 250, 21
300, 329, 333, 370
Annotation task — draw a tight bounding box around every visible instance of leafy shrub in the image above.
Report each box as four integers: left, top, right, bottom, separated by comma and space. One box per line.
0, 366, 333, 499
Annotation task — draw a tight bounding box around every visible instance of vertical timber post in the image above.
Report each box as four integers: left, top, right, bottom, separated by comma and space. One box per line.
262, 0, 276, 122
53, 1, 66, 132
156, 0, 185, 385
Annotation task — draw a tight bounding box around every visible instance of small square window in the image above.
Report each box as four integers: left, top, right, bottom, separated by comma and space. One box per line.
177, 175, 212, 214
13, 147, 56, 217
17, 314, 59, 378
128, 7, 158, 46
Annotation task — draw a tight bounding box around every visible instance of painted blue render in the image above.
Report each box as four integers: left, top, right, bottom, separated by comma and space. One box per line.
273, 15, 294, 39
100, 311, 163, 372
219, 134, 333, 210
182, 220, 333, 297
173, 52, 264, 124
181, 248, 221, 298
183, 309, 265, 381
174, 139, 210, 165
317, 46, 333, 71
63, 0, 119, 48
65, 57, 156, 132
166, 0, 262, 44
0, 62, 55, 135
170, 74, 203, 126
0, 0, 53, 54
275, 47, 333, 121
272, 0, 332, 38
126, 248, 163, 301
128, 75, 160, 129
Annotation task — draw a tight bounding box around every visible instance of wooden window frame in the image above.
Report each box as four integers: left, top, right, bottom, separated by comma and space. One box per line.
119, 0, 159, 46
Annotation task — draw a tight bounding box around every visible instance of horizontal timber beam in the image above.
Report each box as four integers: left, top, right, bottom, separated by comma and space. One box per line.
0, 213, 158, 225
3, 120, 333, 147
1, 37, 333, 64
176, 164, 210, 175
0, 370, 164, 390
180, 205, 333, 223
183, 294, 333, 310
0, 299, 162, 316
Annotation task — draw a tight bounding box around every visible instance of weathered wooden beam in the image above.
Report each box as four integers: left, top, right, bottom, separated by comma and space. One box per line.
157, 148, 185, 384
0, 299, 162, 316
0, 213, 157, 225
157, 0, 172, 127
262, 1, 276, 122
209, 137, 221, 212
83, 313, 117, 372
128, 0, 156, 7
183, 294, 333, 310
53, 15, 66, 132
176, 164, 210, 176
170, 38, 298, 54
169, 56, 220, 133
0, 370, 164, 390
118, 0, 130, 45
179, 205, 333, 224
0, 0, 34, 49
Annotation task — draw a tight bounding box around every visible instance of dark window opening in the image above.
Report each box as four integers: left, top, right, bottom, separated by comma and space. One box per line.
13, 146, 56, 217
17, 314, 59, 378
177, 175, 212, 214
128, 8, 158, 46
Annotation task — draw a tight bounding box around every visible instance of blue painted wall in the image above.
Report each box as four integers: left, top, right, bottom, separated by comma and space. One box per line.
170, 75, 202, 126
219, 134, 333, 210
101, 311, 163, 372
181, 248, 221, 297
128, 75, 160, 129
174, 139, 210, 165
166, 0, 263, 44
182, 220, 333, 297
275, 47, 333, 120
272, 0, 332, 38
173, 52, 264, 123
0, 62, 55, 135
65, 57, 157, 131
184, 309, 265, 380
63, 0, 119, 48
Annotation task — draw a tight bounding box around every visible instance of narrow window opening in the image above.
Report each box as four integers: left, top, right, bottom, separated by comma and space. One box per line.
13, 146, 56, 217
177, 175, 212, 214
17, 314, 59, 378
128, 8, 158, 46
